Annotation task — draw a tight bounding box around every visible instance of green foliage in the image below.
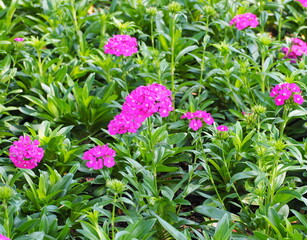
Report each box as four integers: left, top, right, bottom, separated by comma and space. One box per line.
0, 0, 306, 239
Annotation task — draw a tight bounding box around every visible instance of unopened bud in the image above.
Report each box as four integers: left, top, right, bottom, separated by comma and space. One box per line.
106, 179, 126, 194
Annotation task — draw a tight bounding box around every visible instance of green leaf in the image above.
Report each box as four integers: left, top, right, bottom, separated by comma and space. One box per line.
175, 45, 198, 62
167, 133, 187, 145
291, 210, 307, 228
150, 212, 187, 240
213, 214, 234, 240
194, 206, 231, 220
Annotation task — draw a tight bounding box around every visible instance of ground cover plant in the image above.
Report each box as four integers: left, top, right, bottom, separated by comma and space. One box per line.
0, 0, 306, 239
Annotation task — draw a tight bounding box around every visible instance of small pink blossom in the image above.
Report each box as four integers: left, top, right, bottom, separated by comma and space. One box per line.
189, 119, 203, 131
293, 94, 304, 105
282, 38, 307, 62
9, 136, 44, 169
229, 13, 259, 30
83, 145, 116, 170
14, 37, 24, 42
108, 83, 173, 135
279, 88, 292, 100
295, 0, 307, 7
0, 235, 10, 240
182, 110, 214, 131
270, 82, 304, 106
217, 125, 229, 131
104, 35, 138, 57
274, 95, 285, 105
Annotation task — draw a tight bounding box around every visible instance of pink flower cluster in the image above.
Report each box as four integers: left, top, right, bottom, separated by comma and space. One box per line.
83, 144, 116, 170
181, 110, 214, 131
281, 38, 307, 62
270, 83, 304, 106
9, 136, 44, 169
14, 38, 24, 42
296, 0, 307, 7
0, 235, 10, 240
229, 13, 259, 30
217, 125, 229, 132
104, 35, 138, 57
108, 83, 174, 135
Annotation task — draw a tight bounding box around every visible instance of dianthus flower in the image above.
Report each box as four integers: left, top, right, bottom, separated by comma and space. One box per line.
108, 113, 144, 135
122, 83, 173, 118
229, 13, 259, 30
217, 125, 229, 131
295, 0, 307, 7
181, 110, 214, 131
104, 35, 138, 57
0, 235, 10, 240
9, 136, 44, 169
14, 37, 24, 42
108, 83, 173, 135
83, 145, 116, 170
281, 38, 307, 62
270, 82, 304, 106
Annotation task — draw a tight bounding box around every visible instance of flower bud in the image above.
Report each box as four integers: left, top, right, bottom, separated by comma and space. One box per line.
0, 186, 14, 202
258, 33, 272, 46
204, 6, 216, 16
167, 1, 181, 13
255, 145, 267, 157
251, 105, 266, 114
146, 6, 158, 16
274, 139, 286, 151
106, 179, 126, 194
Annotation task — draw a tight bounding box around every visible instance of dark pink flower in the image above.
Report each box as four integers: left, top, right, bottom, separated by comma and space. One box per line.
108, 83, 173, 135
295, 0, 307, 7
83, 145, 116, 170
0, 235, 10, 240
282, 38, 307, 62
189, 119, 203, 131
274, 95, 285, 105
229, 13, 259, 30
293, 94, 304, 105
104, 35, 138, 57
279, 88, 292, 100
9, 136, 44, 169
182, 110, 214, 131
270, 82, 304, 106
217, 125, 229, 131
14, 37, 24, 42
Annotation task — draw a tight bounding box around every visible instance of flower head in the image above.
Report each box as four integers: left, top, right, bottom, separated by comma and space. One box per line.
217, 125, 229, 132
282, 38, 307, 62
295, 0, 307, 7
0, 186, 14, 202
14, 37, 24, 42
106, 179, 126, 194
83, 144, 116, 170
108, 83, 173, 135
9, 136, 44, 169
229, 13, 259, 30
293, 94, 304, 105
104, 35, 138, 57
0, 235, 11, 240
270, 83, 304, 106
182, 110, 214, 131
167, 1, 181, 13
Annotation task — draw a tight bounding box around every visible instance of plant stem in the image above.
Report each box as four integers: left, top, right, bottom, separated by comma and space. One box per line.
111, 194, 117, 239
170, 14, 176, 93
198, 134, 225, 209
279, 105, 289, 138
150, 17, 155, 48
4, 201, 10, 238
277, 3, 284, 41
